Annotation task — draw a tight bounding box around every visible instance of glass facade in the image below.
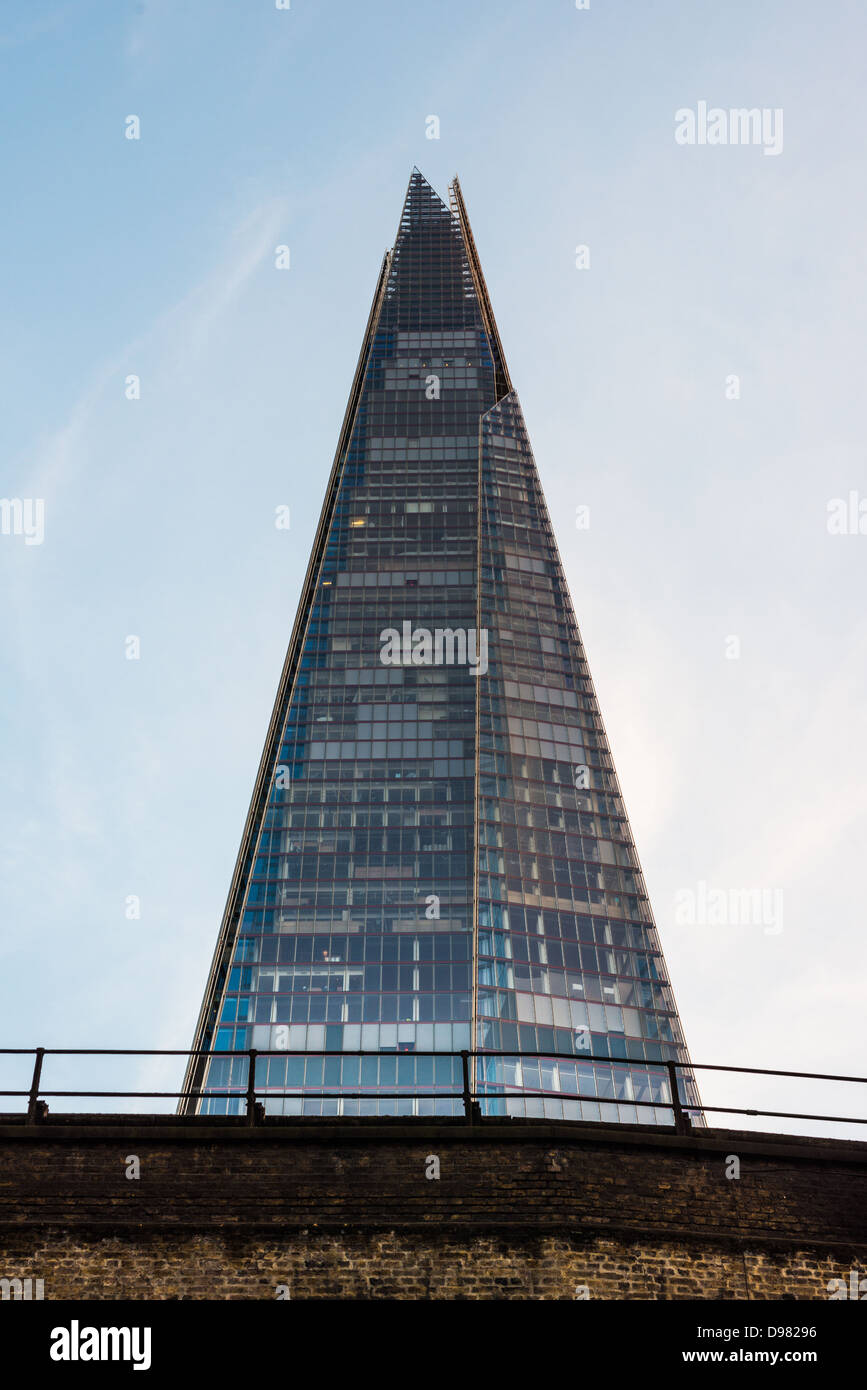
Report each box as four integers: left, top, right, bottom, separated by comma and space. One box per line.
183, 171, 699, 1123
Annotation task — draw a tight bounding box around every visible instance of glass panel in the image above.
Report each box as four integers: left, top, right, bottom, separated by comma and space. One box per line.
192, 172, 700, 1126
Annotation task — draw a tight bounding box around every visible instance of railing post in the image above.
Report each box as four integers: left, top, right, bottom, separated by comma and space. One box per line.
460, 1050, 473, 1123
245, 1049, 258, 1125
667, 1060, 690, 1135
26, 1048, 45, 1124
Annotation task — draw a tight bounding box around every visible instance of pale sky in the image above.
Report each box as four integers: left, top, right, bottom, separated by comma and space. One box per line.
1, 0, 865, 1137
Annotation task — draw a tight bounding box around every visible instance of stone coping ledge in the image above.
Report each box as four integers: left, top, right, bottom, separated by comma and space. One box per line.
1, 1112, 865, 1164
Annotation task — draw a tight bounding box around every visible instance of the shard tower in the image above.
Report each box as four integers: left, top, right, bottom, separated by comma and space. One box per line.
181, 171, 699, 1124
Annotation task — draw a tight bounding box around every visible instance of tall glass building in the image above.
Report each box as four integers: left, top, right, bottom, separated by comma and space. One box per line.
182, 171, 699, 1124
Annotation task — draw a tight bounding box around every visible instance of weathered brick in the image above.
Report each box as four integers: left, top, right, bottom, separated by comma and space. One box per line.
0, 1115, 864, 1299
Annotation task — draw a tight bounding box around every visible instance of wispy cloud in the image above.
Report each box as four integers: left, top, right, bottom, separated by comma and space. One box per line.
19, 196, 288, 507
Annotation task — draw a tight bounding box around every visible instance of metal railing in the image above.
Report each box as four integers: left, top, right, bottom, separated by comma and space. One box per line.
1, 1047, 865, 1136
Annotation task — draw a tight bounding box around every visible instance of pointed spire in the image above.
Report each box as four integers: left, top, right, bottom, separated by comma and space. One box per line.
395, 168, 452, 236
384, 168, 483, 332
449, 175, 512, 400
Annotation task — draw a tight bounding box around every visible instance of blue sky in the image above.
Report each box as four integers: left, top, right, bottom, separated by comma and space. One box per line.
1, 0, 865, 1132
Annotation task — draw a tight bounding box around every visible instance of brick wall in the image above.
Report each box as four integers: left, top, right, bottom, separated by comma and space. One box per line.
1, 1116, 865, 1300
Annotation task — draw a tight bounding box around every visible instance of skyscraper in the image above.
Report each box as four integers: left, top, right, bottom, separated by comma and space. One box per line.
181, 171, 698, 1124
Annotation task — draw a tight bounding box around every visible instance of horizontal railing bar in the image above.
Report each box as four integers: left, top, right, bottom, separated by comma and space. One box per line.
7, 1091, 860, 1124
478, 1093, 865, 1124
473, 1053, 865, 1084
2, 1091, 461, 1101
2, 1047, 861, 1087
688, 1104, 867, 1125
0, 1048, 254, 1058
3, 1046, 864, 1132
0, 1091, 670, 1106
3, 1086, 861, 1122
662, 1062, 867, 1085
1, 1089, 662, 1103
